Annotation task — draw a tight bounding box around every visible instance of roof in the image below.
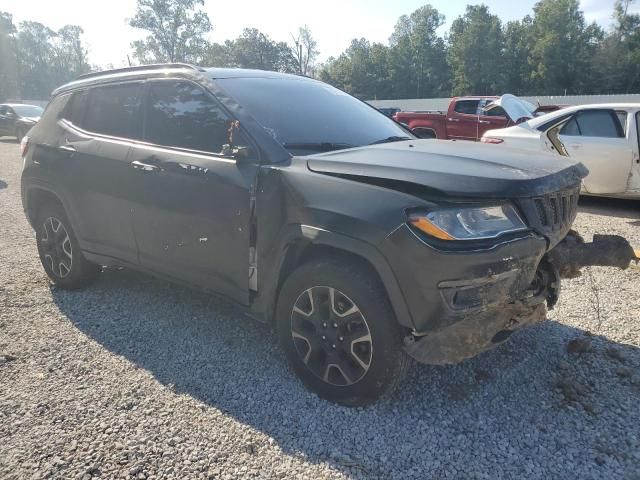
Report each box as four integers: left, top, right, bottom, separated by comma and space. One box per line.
0, 103, 43, 108
203, 67, 309, 81
52, 63, 312, 96
527, 102, 640, 128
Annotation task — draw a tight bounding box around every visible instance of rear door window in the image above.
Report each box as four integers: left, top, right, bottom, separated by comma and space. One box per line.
84, 83, 144, 140
561, 109, 624, 138
454, 100, 480, 115
145, 80, 231, 153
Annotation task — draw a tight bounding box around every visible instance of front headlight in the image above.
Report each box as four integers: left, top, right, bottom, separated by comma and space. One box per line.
409, 204, 527, 241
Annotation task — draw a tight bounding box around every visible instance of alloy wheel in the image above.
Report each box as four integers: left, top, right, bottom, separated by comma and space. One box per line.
290, 286, 372, 386
40, 217, 73, 278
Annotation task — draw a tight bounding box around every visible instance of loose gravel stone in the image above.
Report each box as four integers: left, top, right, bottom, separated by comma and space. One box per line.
0, 140, 639, 479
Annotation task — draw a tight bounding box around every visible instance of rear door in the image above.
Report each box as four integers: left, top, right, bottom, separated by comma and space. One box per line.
127, 79, 259, 304
558, 109, 632, 194
56, 83, 142, 261
446, 99, 480, 140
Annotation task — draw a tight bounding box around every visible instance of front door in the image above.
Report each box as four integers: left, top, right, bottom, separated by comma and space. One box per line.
128, 79, 259, 304
446, 99, 481, 141
558, 109, 632, 194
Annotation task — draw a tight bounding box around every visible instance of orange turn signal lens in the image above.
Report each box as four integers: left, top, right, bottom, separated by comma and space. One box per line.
409, 217, 455, 241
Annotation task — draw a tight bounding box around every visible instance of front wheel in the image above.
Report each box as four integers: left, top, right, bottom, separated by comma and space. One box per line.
276, 258, 411, 406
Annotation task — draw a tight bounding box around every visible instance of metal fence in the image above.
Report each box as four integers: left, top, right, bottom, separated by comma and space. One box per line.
368, 94, 640, 112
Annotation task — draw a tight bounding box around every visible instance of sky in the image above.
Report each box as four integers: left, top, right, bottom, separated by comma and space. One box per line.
0, 0, 635, 68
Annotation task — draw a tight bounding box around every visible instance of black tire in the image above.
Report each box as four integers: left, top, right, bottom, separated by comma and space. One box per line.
35, 203, 101, 289
276, 258, 411, 406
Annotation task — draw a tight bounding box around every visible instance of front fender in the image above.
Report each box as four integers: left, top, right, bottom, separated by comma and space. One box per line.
250, 223, 414, 330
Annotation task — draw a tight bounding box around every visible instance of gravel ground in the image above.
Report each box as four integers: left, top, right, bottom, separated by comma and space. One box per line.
1, 138, 639, 480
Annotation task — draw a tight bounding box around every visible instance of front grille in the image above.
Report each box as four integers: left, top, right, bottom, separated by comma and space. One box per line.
516, 185, 580, 248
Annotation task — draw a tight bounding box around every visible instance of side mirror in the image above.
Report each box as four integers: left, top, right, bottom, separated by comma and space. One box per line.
221, 144, 254, 162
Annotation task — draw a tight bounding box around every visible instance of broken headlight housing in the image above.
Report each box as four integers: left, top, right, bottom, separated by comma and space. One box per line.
409, 204, 527, 241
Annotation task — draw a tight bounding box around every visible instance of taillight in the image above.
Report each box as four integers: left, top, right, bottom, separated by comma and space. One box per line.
481, 137, 504, 144
20, 136, 29, 157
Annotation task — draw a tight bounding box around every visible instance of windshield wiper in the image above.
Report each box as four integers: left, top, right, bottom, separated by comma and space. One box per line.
368, 136, 411, 145
282, 142, 356, 152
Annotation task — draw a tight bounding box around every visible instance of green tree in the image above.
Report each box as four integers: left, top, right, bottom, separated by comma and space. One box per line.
289, 25, 319, 76
502, 17, 533, 94
16, 21, 56, 99
388, 4, 449, 99
319, 39, 392, 99
448, 5, 505, 96
205, 29, 295, 73
529, 0, 603, 94
51, 25, 90, 88
0, 12, 18, 101
594, 0, 640, 93
14, 21, 90, 99
231, 28, 293, 72
129, 0, 212, 64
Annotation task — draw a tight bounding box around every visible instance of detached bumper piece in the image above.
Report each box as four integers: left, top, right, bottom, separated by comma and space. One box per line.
547, 231, 639, 279
404, 230, 637, 366
404, 297, 546, 365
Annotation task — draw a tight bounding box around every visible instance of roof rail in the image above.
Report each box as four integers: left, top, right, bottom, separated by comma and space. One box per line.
75, 63, 204, 81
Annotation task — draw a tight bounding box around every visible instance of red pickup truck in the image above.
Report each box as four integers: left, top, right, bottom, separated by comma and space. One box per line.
394, 95, 560, 141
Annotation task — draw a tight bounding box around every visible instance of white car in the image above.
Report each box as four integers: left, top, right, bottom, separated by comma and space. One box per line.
482, 98, 640, 199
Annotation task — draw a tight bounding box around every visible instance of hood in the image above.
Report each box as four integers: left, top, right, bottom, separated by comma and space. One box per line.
485, 94, 535, 123
305, 140, 587, 199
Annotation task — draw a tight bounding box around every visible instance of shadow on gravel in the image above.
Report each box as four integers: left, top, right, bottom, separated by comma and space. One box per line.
578, 196, 640, 220
0, 138, 19, 144
52, 268, 640, 478
0, 179, 7, 190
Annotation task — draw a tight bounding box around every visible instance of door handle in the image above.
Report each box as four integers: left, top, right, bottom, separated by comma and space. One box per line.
58, 144, 76, 153
448, 118, 460, 122
478, 120, 490, 124
131, 160, 160, 172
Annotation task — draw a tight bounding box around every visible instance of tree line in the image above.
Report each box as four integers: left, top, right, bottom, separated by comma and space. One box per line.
320, 0, 640, 99
0, 12, 90, 101
0, 0, 318, 101
1, 0, 638, 101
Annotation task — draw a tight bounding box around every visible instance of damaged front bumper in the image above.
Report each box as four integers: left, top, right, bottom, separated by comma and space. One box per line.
397, 229, 638, 366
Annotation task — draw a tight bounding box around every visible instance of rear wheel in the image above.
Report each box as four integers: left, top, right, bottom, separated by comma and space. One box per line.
35, 204, 101, 289
276, 258, 411, 406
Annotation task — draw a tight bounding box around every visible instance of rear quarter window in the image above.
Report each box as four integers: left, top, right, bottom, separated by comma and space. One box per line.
62, 90, 89, 127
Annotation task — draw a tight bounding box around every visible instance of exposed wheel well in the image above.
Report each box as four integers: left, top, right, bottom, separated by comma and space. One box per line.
273, 242, 388, 324
26, 189, 64, 226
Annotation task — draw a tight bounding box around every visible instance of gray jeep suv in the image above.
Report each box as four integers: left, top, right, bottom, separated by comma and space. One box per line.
20, 64, 636, 405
